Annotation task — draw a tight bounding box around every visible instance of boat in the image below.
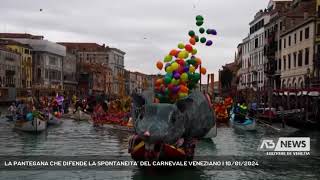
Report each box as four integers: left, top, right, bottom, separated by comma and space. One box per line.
93, 122, 134, 133
91, 113, 134, 132
128, 135, 194, 162
14, 118, 47, 133
48, 113, 63, 125
63, 110, 91, 121
229, 107, 256, 131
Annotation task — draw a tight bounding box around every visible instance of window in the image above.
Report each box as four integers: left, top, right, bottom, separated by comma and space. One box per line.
255, 38, 258, 48
283, 56, 286, 70
300, 30, 303, 41
305, 27, 309, 39
317, 24, 320, 35
279, 39, 282, 50
37, 68, 41, 78
288, 36, 291, 46
298, 50, 303, 66
305, 48, 309, 65
280, 22, 283, 31
288, 54, 291, 69
284, 38, 286, 48
294, 33, 297, 44
49, 56, 57, 65
293, 52, 297, 67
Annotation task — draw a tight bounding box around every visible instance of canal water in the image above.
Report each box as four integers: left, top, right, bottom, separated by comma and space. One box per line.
0, 116, 319, 180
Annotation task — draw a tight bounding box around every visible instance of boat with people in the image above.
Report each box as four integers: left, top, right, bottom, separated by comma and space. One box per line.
14, 112, 47, 133
229, 106, 256, 131
47, 112, 63, 125
91, 97, 134, 132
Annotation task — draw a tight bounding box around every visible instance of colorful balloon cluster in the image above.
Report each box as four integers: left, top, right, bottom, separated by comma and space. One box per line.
189, 15, 217, 47
154, 15, 217, 103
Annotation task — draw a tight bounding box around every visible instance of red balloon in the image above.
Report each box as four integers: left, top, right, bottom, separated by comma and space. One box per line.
185, 44, 193, 52
189, 38, 196, 45
169, 49, 179, 57
168, 84, 174, 90
178, 66, 184, 74
176, 59, 185, 66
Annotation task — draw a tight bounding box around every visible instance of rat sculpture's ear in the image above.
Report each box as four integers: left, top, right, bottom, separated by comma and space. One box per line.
176, 97, 193, 113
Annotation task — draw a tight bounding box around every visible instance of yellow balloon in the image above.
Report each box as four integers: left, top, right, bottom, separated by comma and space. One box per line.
171, 79, 180, 85
192, 49, 197, 55
178, 51, 185, 59
182, 50, 189, 59
178, 43, 185, 49
166, 66, 173, 73
171, 62, 179, 70
189, 65, 196, 73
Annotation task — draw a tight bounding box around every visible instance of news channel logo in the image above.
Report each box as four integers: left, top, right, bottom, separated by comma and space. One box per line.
257, 137, 310, 156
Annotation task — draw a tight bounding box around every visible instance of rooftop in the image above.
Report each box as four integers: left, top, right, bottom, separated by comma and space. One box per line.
0, 33, 44, 40
57, 42, 109, 52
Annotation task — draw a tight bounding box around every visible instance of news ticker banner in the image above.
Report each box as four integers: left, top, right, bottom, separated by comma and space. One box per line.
0, 156, 319, 171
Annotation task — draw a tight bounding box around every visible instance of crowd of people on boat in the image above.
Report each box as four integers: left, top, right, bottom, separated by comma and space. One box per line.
6, 92, 133, 127
213, 96, 258, 124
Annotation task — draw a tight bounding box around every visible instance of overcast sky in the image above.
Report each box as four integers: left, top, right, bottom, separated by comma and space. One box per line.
0, 0, 268, 80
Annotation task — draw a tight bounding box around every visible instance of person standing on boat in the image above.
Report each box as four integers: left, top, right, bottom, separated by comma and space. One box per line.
8, 102, 17, 121
16, 100, 27, 120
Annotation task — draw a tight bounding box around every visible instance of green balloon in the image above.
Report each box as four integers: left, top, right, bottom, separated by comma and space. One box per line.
196, 15, 204, 21
188, 30, 195, 37
199, 27, 205, 34
195, 36, 199, 42
164, 88, 170, 95
196, 20, 204, 26
164, 75, 172, 84
194, 73, 201, 80
200, 37, 206, 43
206, 29, 211, 34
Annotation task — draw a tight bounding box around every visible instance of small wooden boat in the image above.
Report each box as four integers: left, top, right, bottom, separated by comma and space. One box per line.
14, 118, 47, 133
229, 107, 256, 131
128, 135, 193, 162
48, 113, 62, 125
63, 110, 91, 121
94, 122, 134, 133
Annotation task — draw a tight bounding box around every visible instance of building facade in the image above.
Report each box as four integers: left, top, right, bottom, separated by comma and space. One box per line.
0, 46, 21, 88
63, 52, 78, 94
58, 43, 119, 96
0, 39, 33, 89
280, 18, 315, 89
238, 9, 270, 92
108, 48, 126, 94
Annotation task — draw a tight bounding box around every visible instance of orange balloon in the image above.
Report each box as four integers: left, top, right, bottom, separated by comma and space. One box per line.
189, 38, 196, 45
180, 85, 189, 93
155, 78, 164, 87
156, 61, 163, 70
169, 49, 179, 57
200, 67, 207, 75
196, 58, 202, 65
